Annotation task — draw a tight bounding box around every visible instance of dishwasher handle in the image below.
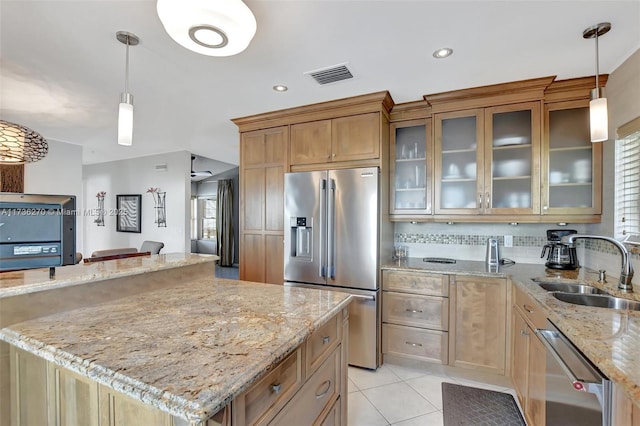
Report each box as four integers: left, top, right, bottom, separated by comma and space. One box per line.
536, 328, 603, 394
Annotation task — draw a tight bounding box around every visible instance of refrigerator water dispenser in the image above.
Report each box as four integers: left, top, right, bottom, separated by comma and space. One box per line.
289, 217, 313, 260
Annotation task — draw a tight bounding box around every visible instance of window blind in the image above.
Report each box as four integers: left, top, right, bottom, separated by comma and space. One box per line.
615, 116, 640, 245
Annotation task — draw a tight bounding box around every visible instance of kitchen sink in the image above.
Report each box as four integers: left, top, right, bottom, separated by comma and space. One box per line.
538, 282, 607, 294
552, 292, 640, 311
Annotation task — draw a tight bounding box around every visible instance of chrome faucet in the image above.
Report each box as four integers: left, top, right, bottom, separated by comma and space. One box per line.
560, 234, 634, 292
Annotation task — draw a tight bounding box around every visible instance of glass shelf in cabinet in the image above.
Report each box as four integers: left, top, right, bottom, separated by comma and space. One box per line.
396, 157, 426, 162
441, 148, 476, 154
492, 175, 531, 181
548, 146, 592, 152
492, 143, 532, 151
396, 187, 426, 191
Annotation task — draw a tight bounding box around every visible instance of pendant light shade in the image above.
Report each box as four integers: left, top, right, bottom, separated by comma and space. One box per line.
116, 31, 139, 146
118, 93, 134, 146
156, 0, 256, 57
583, 22, 611, 143
0, 120, 48, 164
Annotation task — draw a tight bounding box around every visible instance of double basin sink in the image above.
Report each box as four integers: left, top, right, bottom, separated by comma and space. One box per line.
534, 279, 640, 311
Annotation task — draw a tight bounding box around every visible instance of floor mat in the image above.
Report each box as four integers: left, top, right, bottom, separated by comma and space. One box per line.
442, 382, 526, 426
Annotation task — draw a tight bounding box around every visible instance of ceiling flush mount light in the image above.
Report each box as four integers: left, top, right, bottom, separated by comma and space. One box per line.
156, 0, 256, 57
273, 85, 288, 92
433, 47, 453, 59
583, 22, 611, 143
0, 120, 48, 164
116, 31, 139, 147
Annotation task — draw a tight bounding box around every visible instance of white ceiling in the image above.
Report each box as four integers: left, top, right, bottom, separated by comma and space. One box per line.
1, 1, 639, 167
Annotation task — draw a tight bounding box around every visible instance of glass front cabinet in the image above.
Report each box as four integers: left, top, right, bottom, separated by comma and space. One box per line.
390, 119, 432, 216
543, 100, 602, 215
434, 102, 541, 215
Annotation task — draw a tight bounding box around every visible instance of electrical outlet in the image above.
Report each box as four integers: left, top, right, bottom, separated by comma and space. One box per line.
504, 235, 513, 248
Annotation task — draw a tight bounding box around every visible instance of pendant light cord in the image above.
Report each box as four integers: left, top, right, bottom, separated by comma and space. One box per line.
594, 30, 599, 91
124, 37, 130, 94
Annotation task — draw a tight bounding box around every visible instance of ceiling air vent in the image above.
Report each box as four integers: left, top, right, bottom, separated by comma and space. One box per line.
304, 63, 354, 85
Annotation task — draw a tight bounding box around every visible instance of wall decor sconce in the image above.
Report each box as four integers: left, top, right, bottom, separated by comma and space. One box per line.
94, 191, 106, 226
147, 187, 167, 227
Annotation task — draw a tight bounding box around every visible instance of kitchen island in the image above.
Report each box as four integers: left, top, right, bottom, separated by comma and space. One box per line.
0, 254, 351, 425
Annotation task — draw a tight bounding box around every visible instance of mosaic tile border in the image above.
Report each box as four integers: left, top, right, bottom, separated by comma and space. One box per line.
395, 233, 639, 258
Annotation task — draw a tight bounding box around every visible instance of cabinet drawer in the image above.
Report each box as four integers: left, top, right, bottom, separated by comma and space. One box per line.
383, 292, 448, 330
318, 395, 341, 426
513, 284, 547, 329
306, 315, 340, 376
233, 347, 303, 426
382, 324, 448, 363
270, 347, 340, 426
383, 270, 449, 296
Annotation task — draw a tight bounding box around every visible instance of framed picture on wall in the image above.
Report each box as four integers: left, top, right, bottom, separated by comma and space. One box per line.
116, 194, 142, 233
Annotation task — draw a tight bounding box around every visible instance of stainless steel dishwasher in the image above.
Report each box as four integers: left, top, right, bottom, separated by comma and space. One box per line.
536, 320, 612, 426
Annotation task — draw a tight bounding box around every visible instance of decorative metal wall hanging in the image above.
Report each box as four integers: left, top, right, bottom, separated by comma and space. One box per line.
147, 187, 167, 227
95, 191, 106, 226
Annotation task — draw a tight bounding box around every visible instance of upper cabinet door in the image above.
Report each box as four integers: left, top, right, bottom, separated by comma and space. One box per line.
542, 100, 602, 215
434, 103, 541, 216
332, 113, 380, 162
434, 109, 484, 215
289, 113, 381, 166
484, 102, 541, 215
390, 118, 432, 216
290, 120, 333, 165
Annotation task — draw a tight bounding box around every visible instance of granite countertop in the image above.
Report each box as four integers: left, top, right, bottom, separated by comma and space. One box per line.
0, 253, 217, 298
0, 277, 352, 423
383, 258, 640, 406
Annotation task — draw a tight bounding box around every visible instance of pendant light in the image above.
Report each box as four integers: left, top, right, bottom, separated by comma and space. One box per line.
116, 31, 139, 146
0, 120, 48, 164
583, 22, 611, 143
156, 0, 256, 57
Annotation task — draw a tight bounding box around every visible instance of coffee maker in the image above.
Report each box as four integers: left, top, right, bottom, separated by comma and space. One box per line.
541, 229, 579, 270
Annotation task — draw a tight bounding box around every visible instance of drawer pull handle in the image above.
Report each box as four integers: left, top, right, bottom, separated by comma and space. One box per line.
271, 383, 282, 394
405, 309, 423, 313
322, 336, 330, 344
523, 304, 534, 313
405, 341, 423, 347
520, 329, 529, 337
315, 380, 331, 399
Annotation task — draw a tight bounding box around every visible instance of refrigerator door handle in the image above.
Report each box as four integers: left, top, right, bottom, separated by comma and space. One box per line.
319, 178, 327, 278
327, 178, 336, 279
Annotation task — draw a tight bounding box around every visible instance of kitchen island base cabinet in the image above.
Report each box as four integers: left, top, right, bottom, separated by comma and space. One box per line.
8, 307, 348, 426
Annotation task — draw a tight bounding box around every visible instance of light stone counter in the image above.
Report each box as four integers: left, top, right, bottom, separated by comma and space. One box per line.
0, 253, 217, 298
0, 277, 352, 423
383, 258, 640, 407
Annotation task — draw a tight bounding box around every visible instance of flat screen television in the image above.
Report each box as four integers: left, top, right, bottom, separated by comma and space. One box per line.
0, 193, 76, 271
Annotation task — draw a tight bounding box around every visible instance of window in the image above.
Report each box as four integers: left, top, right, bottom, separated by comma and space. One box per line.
615, 116, 640, 247
190, 196, 198, 240
200, 197, 217, 239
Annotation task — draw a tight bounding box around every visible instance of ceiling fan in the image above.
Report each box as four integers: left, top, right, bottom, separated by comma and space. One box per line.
191, 155, 213, 179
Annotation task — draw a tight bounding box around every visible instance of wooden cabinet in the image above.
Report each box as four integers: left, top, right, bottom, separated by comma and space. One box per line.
542, 99, 602, 216
290, 113, 381, 166
382, 270, 449, 364
390, 118, 432, 216
613, 384, 640, 426
511, 283, 546, 426
433, 102, 540, 216
9, 308, 348, 426
239, 126, 287, 284
448, 275, 509, 375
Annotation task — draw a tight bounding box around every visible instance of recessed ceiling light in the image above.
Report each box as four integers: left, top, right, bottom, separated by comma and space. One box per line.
433, 47, 453, 59
273, 85, 288, 92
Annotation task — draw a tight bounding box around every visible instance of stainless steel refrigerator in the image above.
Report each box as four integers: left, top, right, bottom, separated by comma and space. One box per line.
284, 167, 381, 369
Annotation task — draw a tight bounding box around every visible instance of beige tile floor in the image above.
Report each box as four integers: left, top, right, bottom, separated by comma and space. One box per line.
347, 362, 519, 426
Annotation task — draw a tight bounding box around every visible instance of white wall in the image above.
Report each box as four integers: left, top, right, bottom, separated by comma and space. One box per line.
83, 151, 191, 257
24, 140, 84, 253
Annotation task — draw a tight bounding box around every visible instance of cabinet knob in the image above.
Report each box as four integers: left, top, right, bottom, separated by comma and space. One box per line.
322, 336, 330, 344
271, 383, 282, 394
520, 329, 529, 336
405, 309, 423, 313
405, 341, 423, 347
485, 192, 490, 209
523, 304, 534, 313
332, 153, 336, 158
